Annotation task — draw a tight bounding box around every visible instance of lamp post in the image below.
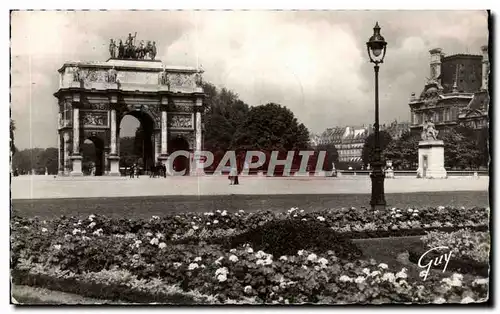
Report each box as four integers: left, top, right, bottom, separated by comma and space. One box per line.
366, 22, 387, 210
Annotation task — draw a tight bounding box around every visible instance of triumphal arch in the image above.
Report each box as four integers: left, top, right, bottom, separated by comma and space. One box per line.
55, 33, 204, 176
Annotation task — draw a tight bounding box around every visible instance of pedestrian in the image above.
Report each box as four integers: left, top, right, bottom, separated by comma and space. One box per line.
129, 164, 135, 178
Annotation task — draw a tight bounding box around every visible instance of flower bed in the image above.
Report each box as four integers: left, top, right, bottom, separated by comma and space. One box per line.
408, 230, 490, 277
11, 206, 490, 304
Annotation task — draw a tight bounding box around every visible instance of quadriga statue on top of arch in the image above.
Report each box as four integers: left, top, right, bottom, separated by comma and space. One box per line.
109, 33, 157, 60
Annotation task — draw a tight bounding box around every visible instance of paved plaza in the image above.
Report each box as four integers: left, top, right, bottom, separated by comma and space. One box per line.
11, 175, 489, 200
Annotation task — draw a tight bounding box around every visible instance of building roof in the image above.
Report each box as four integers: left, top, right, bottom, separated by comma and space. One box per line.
467, 90, 490, 111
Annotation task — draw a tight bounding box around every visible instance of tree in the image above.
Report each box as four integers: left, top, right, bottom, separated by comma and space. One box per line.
10, 119, 16, 156
202, 82, 250, 153
361, 130, 393, 167
231, 103, 310, 152
439, 127, 482, 170
383, 131, 419, 169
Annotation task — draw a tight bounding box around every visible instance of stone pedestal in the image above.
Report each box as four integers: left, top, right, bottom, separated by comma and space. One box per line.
108, 155, 121, 176
417, 140, 447, 179
70, 155, 83, 176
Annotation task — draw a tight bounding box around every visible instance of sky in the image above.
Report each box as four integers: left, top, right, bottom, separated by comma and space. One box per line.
10, 10, 489, 149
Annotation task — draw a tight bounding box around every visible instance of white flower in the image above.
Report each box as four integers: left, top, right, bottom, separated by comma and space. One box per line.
297, 250, 305, 256
438, 206, 445, 210
188, 263, 199, 270
414, 209, 419, 213
244, 285, 252, 294
92, 229, 103, 236
256, 259, 264, 266
216, 210, 221, 213
300, 210, 304, 213
88, 214, 96, 221
238, 210, 245, 213
150, 238, 159, 245
279, 256, 288, 261
381, 272, 396, 283
301, 218, 307, 221
395, 214, 402, 218
419, 270, 427, 278
370, 270, 381, 277
246, 247, 254, 254
452, 273, 463, 281
88, 222, 96, 229
41, 228, 48, 233
408, 208, 413, 212
396, 209, 401, 212
215, 267, 228, 276
255, 251, 267, 259
53, 244, 61, 250
318, 258, 328, 266
72, 228, 80, 235
378, 263, 388, 269
156, 232, 163, 239
317, 216, 325, 222
307, 253, 318, 262
193, 225, 199, 230
206, 222, 211, 225
433, 297, 446, 304
412, 213, 418, 217
396, 270, 408, 279
362, 268, 371, 275
293, 214, 298, 217
134, 240, 142, 245
473, 278, 489, 285
173, 262, 182, 268
151, 215, 160, 220
221, 210, 228, 216
461, 296, 475, 304
302, 265, 308, 270
194, 256, 202, 262
145, 232, 153, 237
217, 274, 227, 282
288, 207, 297, 213
354, 276, 366, 284
213, 219, 219, 224
229, 249, 236, 253
339, 275, 353, 282
159, 242, 167, 249
229, 255, 239, 262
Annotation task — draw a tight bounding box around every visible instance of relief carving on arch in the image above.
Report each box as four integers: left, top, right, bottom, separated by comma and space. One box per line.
169, 114, 193, 129
81, 111, 109, 126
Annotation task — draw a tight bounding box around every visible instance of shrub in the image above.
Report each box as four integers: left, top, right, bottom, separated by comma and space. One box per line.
227, 219, 363, 259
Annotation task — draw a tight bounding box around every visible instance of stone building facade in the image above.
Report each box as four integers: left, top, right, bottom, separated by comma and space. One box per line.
55, 58, 204, 176
409, 45, 489, 134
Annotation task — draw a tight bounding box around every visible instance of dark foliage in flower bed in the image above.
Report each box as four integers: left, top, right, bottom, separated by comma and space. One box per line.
227, 219, 363, 259
12, 270, 204, 304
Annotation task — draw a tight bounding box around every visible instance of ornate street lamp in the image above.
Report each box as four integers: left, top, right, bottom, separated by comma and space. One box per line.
366, 22, 387, 210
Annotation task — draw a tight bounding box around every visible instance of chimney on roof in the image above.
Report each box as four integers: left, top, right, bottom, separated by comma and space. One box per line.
481, 45, 489, 91
429, 48, 443, 85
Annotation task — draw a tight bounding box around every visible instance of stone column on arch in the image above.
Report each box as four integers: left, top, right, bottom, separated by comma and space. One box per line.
158, 103, 169, 171
70, 100, 83, 176
191, 97, 204, 175
108, 103, 121, 176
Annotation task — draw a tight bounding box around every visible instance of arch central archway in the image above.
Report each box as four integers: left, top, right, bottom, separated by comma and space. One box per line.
118, 109, 156, 175
169, 136, 190, 175
81, 137, 105, 176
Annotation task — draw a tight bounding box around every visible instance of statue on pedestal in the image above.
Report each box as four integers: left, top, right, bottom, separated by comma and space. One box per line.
118, 40, 124, 59
109, 39, 117, 58
421, 120, 438, 141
